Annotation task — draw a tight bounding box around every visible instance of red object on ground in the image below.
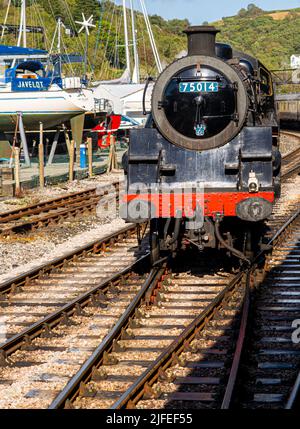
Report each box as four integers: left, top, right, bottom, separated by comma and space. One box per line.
93, 114, 122, 149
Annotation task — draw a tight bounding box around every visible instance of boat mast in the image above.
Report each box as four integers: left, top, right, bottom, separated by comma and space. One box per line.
57, 16, 62, 54
57, 16, 62, 75
22, 0, 27, 47
1, 0, 12, 41
16, 0, 27, 47
139, 0, 162, 73
130, 0, 140, 83
122, 0, 131, 78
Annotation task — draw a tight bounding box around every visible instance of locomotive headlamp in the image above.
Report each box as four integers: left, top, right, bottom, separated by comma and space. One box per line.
248, 170, 259, 193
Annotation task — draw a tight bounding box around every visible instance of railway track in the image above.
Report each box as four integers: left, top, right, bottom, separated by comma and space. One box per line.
281, 131, 300, 180
0, 191, 299, 408
48, 252, 236, 409
0, 136, 299, 409
229, 209, 300, 409
0, 180, 121, 237
102, 207, 300, 410
43, 194, 298, 409
0, 224, 149, 341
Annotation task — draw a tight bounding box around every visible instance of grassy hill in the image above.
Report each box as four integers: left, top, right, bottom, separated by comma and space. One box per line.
0, 1, 299, 79
212, 6, 300, 69
150, 4, 300, 70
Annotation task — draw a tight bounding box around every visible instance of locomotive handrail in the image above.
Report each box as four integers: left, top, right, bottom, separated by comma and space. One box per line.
143, 76, 154, 115
173, 76, 221, 82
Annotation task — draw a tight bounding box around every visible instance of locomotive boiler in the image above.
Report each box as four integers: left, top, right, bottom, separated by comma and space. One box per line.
121, 26, 281, 264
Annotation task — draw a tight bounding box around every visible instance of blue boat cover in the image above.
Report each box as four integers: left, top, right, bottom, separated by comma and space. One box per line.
16, 61, 44, 72
0, 45, 47, 56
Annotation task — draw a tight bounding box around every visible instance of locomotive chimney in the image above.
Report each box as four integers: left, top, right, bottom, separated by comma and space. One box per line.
184, 26, 220, 56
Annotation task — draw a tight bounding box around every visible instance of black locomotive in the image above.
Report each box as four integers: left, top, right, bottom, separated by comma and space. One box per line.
121, 26, 281, 263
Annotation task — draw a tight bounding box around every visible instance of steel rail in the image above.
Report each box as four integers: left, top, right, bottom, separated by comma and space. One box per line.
280, 131, 300, 179
220, 272, 250, 409
282, 146, 300, 162
281, 163, 300, 180
0, 181, 120, 223
49, 265, 166, 409
111, 207, 300, 410
0, 188, 98, 223
0, 253, 150, 359
111, 272, 244, 409
221, 207, 300, 409
281, 130, 300, 141
0, 223, 139, 296
0, 181, 121, 236
0, 195, 102, 235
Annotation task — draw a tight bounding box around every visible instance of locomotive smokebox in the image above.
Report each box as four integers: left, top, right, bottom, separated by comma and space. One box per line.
184, 26, 220, 56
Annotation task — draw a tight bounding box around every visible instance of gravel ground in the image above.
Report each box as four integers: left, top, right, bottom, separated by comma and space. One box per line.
276, 175, 300, 212
280, 133, 300, 156
0, 281, 142, 409
0, 217, 129, 281
0, 171, 127, 280
0, 171, 124, 213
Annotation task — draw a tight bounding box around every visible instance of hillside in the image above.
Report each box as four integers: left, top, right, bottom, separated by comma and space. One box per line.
0, 0, 187, 80
0, 1, 299, 79
150, 4, 300, 70
212, 5, 300, 69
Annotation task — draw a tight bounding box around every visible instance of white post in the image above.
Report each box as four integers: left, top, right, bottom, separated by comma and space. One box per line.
122, 0, 131, 77
139, 0, 162, 73
1, 0, 12, 41
57, 16, 62, 54
16, 0, 24, 47
48, 129, 60, 165
22, 0, 27, 48
18, 112, 31, 167
130, 0, 140, 83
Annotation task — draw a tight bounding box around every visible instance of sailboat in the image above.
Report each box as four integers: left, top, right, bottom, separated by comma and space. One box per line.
0, 0, 100, 132
93, 0, 162, 126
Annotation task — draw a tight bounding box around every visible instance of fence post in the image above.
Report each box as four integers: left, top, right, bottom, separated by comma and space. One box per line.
107, 135, 118, 173
14, 147, 21, 197
87, 137, 93, 178
38, 142, 44, 188
69, 140, 75, 181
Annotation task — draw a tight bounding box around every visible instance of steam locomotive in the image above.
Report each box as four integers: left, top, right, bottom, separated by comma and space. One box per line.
121, 26, 281, 263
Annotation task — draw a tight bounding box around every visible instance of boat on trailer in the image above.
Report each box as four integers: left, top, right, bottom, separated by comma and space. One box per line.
0, 45, 101, 132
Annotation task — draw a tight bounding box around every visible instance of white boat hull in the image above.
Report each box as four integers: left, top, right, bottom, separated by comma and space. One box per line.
0, 87, 87, 131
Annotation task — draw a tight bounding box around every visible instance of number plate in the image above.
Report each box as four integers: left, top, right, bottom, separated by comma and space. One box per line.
179, 81, 219, 93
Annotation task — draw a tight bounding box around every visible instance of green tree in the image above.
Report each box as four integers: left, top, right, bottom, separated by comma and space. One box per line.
150, 14, 167, 28
167, 18, 190, 35
73, 0, 101, 21
247, 3, 263, 16
238, 8, 247, 17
